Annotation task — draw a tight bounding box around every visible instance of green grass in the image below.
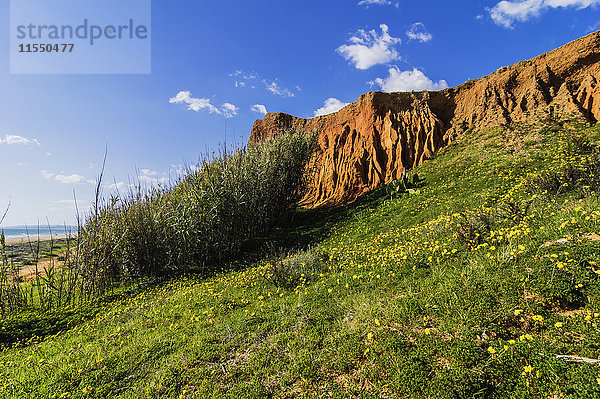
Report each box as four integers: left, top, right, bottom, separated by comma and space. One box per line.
3, 238, 69, 267
2, 121, 600, 398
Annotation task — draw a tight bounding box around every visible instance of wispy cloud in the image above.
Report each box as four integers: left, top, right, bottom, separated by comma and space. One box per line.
41, 170, 54, 180
105, 181, 129, 191
103, 168, 172, 193
221, 103, 239, 118
489, 0, 600, 28
56, 174, 94, 185
230, 70, 299, 98
369, 67, 448, 92
138, 168, 169, 185
251, 104, 268, 115
169, 91, 238, 118
264, 80, 295, 98
406, 22, 433, 43
314, 98, 350, 117
0, 134, 40, 146
358, 0, 391, 6
169, 91, 220, 113
337, 24, 402, 70
41, 170, 95, 185
230, 70, 259, 88
169, 163, 194, 177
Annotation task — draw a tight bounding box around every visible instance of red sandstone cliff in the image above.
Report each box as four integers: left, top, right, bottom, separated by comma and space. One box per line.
250, 31, 600, 207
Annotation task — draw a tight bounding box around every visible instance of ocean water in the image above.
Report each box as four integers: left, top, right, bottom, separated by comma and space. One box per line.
1, 225, 77, 240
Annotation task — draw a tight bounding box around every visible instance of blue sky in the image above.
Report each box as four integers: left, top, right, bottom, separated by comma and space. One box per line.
1, 0, 599, 226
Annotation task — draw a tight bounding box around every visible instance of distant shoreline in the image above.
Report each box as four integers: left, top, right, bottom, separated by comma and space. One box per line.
5, 235, 70, 245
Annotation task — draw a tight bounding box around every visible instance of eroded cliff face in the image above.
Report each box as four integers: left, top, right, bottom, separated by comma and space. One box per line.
252, 92, 446, 206
250, 31, 600, 207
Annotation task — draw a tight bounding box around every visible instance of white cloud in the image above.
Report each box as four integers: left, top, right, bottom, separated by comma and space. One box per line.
102, 169, 171, 192
0, 134, 40, 146
140, 169, 157, 177
41, 170, 95, 185
314, 98, 350, 117
406, 22, 433, 43
337, 24, 402, 70
358, 0, 391, 6
490, 0, 600, 28
230, 70, 259, 88
41, 170, 54, 179
55, 174, 92, 184
187, 165, 200, 173
263, 80, 295, 98
169, 91, 238, 117
169, 163, 189, 177
230, 70, 298, 98
489, 0, 545, 27
138, 169, 169, 186
251, 104, 268, 115
105, 181, 129, 191
222, 103, 239, 118
369, 67, 448, 92
169, 91, 220, 113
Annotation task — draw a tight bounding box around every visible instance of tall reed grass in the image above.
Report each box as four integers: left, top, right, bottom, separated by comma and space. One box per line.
0, 131, 317, 314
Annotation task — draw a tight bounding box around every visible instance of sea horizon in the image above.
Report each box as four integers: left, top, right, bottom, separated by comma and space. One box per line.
1, 225, 77, 240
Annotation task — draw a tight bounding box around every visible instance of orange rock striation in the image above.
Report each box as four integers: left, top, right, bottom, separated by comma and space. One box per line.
250, 31, 600, 207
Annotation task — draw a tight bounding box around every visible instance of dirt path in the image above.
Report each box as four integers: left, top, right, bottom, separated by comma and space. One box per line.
15, 258, 59, 282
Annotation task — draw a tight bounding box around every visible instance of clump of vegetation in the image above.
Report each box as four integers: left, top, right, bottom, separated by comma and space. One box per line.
0, 232, 27, 314
385, 170, 422, 198
79, 131, 316, 291
454, 207, 497, 246
529, 131, 600, 195
263, 247, 328, 290
454, 198, 532, 246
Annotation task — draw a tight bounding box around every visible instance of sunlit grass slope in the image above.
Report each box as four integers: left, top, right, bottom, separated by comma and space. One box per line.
2, 120, 600, 398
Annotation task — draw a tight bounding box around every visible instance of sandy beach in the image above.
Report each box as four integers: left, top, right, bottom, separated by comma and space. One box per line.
5, 234, 70, 245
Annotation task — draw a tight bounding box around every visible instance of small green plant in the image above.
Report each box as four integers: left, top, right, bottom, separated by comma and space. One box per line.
497, 198, 532, 224
263, 247, 328, 290
385, 170, 421, 198
453, 208, 496, 246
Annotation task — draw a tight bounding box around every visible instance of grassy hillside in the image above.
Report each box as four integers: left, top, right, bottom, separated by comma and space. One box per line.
2, 120, 600, 398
